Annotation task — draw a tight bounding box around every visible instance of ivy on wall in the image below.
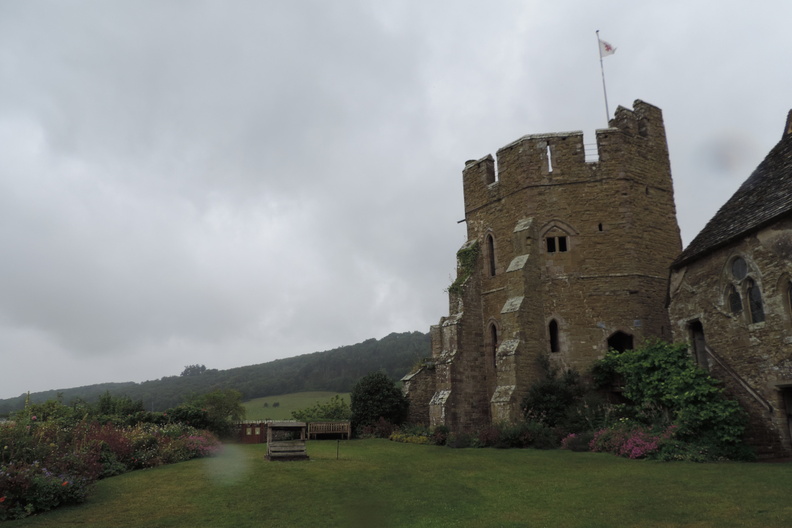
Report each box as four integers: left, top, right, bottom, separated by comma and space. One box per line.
447, 241, 480, 296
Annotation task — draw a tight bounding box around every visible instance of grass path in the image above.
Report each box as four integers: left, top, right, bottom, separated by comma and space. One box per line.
8, 440, 792, 527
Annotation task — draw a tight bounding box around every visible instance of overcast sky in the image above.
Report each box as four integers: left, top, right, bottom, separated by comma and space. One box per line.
1, 1, 790, 399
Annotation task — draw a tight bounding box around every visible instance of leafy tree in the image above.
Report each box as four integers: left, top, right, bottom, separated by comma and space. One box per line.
291, 395, 351, 422
186, 389, 246, 438
350, 371, 409, 428
95, 392, 145, 417
180, 364, 207, 377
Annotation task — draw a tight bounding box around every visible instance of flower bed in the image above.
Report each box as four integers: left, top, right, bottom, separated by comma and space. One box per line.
0, 417, 221, 521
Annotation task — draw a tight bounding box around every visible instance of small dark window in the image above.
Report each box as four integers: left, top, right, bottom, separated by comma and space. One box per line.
731, 257, 748, 280
546, 236, 568, 253
728, 285, 743, 315
549, 320, 560, 353
598, 223, 603, 232
746, 279, 765, 323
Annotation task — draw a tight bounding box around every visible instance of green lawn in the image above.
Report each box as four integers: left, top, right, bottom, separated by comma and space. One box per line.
242, 392, 349, 421
7, 440, 791, 528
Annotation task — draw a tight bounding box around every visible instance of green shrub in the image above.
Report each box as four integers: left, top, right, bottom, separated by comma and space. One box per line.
357, 417, 398, 439
291, 395, 351, 422
0, 462, 92, 521
350, 372, 409, 429
592, 340, 752, 461
446, 432, 473, 448
521, 359, 585, 428
431, 425, 449, 446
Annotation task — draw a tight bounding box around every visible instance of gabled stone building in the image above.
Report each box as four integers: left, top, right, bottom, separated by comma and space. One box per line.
404, 100, 683, 431
667, 112, 792, 458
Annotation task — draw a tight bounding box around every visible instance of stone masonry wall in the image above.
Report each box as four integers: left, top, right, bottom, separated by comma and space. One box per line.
668, 216, 792, 457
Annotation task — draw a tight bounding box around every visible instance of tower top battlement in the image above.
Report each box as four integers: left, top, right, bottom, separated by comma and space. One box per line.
462, 100, 671, 214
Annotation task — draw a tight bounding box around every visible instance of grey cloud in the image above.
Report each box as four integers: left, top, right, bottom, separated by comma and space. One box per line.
1, 1, 791, 397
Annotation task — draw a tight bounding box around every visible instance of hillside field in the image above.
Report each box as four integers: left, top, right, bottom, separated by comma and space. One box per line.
6, 440, 791, 528
242, 391, 350, 421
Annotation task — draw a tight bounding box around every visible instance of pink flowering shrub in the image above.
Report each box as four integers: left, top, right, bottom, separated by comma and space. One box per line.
560, 432, 594, 452
589, 424, 678, 459
0, 413, 221, 520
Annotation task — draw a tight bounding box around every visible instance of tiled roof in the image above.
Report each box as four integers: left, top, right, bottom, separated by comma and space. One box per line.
673, 130, 792, 268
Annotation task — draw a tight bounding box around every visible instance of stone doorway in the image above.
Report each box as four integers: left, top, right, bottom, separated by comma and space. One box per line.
688, 320, 708, 369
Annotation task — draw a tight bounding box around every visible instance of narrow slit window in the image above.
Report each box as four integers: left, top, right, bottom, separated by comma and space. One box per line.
490, 324, 498, 369
486, 234, 496, 276
546, 145, 553, 172
549, 320, 560, 352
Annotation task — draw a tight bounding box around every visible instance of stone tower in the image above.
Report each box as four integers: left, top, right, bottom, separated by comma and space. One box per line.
403, 100, 683, 432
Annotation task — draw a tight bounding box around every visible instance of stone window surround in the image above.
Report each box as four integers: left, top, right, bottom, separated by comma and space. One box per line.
485, 232, 497, 277
540, 220, 578, 256
722, 254, 766, 325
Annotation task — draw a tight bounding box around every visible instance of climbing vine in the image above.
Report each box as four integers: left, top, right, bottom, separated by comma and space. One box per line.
447, 241, 480, 296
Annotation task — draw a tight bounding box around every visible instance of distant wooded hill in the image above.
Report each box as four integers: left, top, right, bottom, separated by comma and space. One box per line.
0, 331, 429, 415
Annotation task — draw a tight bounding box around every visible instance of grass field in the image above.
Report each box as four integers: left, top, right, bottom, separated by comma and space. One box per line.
7, 440, 791, 528
242, 392, 349, 421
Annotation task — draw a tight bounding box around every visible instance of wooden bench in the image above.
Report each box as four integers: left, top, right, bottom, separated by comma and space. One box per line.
307, 420, 351, 440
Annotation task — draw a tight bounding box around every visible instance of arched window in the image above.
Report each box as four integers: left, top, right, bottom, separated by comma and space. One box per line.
727, 285, 743, 315
549, 320, 560, 353
486, 234, 496, 277
746, 279, 765, 323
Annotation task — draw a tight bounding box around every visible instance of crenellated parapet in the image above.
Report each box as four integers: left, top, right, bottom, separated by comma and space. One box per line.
463, 99, 672, 215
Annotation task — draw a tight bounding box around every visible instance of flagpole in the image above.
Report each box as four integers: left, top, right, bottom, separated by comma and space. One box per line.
596, 30, 610, 125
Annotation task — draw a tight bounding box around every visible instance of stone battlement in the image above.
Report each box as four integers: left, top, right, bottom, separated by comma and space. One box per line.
462, 100, 671, 214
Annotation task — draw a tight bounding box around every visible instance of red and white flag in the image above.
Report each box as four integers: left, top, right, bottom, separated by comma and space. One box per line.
599, 38, 616, 57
